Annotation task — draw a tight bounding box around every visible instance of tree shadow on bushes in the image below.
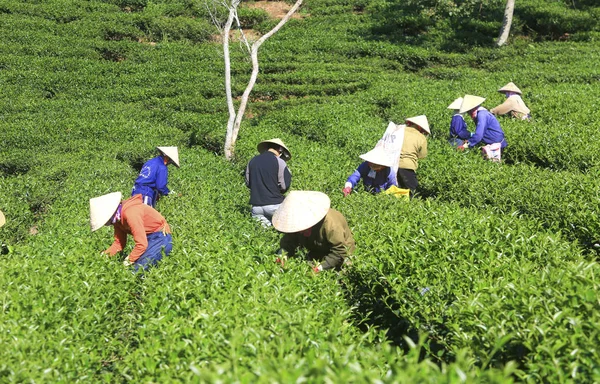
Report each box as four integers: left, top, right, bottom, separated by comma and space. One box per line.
339, 268, 450, 363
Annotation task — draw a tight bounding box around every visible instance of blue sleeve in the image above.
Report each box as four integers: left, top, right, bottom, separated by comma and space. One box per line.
387, 169, 398, 188
468, 113, 488, 147
450, 115, 471, 140
346, 162, 368, 188
155, 165, 170, 195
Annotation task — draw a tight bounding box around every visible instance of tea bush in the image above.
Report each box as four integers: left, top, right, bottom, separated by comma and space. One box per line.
1, 0, 600, 381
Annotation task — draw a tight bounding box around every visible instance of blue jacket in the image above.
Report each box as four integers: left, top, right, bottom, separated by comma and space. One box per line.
132, 156, 170, 198
449, 114, 470, 140
468, 108, 507, 148
346, 162, 397, 193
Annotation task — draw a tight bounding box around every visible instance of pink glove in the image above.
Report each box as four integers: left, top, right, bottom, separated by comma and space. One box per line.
275, 257, 285, 267
342, 187, 352, 197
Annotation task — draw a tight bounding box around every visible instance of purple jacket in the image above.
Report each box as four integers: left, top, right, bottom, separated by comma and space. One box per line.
346, 162, 397, 193
449, 114, 470, 140
468, 108, 507, 148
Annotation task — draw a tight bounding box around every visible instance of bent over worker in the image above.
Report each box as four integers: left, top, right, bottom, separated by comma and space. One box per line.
90, 192, 173, 272
397, 115, 429, 197
447, 97, 471, 146
490, 82, 531, 121
343, 146, 397, 196
245, 138, 292, 227
132, 146, 180, 207
458, 95, 507, 161
273, 191, 355, 273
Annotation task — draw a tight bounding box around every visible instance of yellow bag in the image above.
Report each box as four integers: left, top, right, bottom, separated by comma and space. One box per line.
383, 185, 410, 200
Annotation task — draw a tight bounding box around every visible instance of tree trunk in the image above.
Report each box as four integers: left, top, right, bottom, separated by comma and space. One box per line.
496, 0, 515, 47
222, 0, 303, 161
223, 8, 237, 160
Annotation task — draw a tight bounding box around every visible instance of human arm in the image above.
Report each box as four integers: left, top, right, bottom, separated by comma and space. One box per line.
124, 213, 148, 263
320, 221, 349, 270
105, 227, 127, 256
450, 115, 471, 140
245, 162, 251, 188
468, 112, 488, 147
418, 137, 428, 159
277, 158, 292, 193
278, 233, 299, 257
155, 165, 170, 196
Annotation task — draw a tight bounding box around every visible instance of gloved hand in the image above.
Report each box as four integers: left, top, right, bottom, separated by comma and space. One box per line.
342, 187, 352, 197
123, 258, 132, 267
457, 141, 469, 151
312, 264, 323, 273
275, 257, 286, 267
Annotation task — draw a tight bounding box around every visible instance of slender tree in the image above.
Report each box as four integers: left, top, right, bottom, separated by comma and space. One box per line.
496, 0, 515, 47
208, 0, 303, 160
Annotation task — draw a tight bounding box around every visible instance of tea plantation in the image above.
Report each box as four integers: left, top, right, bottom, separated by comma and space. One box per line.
1, 0, 599, 381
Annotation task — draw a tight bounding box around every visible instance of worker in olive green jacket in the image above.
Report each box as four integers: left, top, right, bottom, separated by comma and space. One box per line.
397, 115, 429, 197
272, 191, 355, 273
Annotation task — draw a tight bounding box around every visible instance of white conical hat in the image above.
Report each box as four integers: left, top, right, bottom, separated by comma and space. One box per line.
89, 192, 122, 232
359, 146, 396, 168
157, 146, 180, 167
447, 97, 463, 110
459, 95, 486, 114
498, 82, 522, 95
0, 210, 5, 228
272, 191, 330, 233
257, 138, 291, 161
406, 115, 430, 135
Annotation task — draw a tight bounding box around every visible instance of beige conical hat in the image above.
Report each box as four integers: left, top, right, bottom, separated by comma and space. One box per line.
89, 192, 122, 232
406, 115, 430, 135
359, 146, 396, 168
498, 82, 522, 95
272, 191, 330, 233
0, 210, 5, 228
157, 146, 180, 168
447, 97, 464, 110
257, 138, 291, 161
459, 95, 486, 114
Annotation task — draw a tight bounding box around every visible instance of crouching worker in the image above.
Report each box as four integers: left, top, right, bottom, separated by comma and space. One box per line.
490, 82, 531, 121
272, 191, 355, 273
343, 146, 397, 196
132, 146, 180, 207
458, 95, 507, 162
90, 192, 173, 272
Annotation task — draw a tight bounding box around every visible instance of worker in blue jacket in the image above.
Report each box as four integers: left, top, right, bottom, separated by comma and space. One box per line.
131, 146, 180, 207
343, 146, 397, 196
447, 97, 471, 147
457, 95, 507, 151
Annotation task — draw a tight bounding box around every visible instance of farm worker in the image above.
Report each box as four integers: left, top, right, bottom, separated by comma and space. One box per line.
273, 191, 354, 273
490, 82, 531, 121
397, 115, 429, 197
343, 146, 397, 196
90, 192, 173, 272
458, 95, 508, 161
447, 97, 471, 147
245, 138, 292, 227
0, 210, 11, 255
131, 146, 180, 207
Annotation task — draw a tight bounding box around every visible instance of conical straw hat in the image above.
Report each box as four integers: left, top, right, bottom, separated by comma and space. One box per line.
447, 97, 463, 110
0, 210, 5, 228
459, 95, 486, 114
498, 82, 522, 95
257, 138, 291, 161
406, 115, 430, 135
359, 146, 397, 168
157, 146, 180, 167
272, 191, 330, 233
90, 192, 122, 232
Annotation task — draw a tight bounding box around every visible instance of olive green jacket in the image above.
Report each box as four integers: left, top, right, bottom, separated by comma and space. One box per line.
280, 208, 355, 270
398, 126, 428, 171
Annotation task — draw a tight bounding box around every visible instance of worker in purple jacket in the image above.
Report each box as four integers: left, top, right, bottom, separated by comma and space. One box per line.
457, 95, 507, 151
447, 97, 471, 147
343, 146, 397, 196
131, 146, 180, 207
